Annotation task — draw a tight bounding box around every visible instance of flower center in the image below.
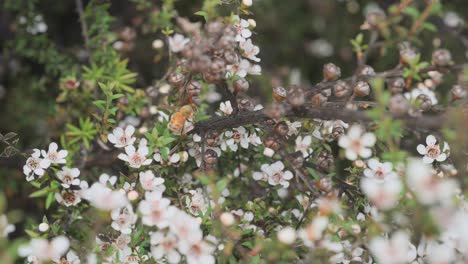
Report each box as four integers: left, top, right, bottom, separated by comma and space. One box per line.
426, 145, 440, 159
27, 158, 40, 169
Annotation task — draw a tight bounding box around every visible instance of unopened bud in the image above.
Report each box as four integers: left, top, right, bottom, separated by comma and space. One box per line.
386, 77, 405, 94
287, 86, 305, 107
432, 49, 452, 67
451, 84, 466, 101
389, 94, 409, 116
353, 81, 370, 97
220, 212, 235, 226
272, 86, 287, 102
233, 78, 249, 94
333, 80, 351, 98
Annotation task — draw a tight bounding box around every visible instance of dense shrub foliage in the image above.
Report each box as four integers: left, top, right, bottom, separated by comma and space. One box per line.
0, 0, 467, 263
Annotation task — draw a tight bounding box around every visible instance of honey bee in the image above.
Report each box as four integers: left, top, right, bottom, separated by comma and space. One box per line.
168, 105, 195, 135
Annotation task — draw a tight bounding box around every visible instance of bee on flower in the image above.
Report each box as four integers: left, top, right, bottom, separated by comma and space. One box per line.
168, 105, 195, 135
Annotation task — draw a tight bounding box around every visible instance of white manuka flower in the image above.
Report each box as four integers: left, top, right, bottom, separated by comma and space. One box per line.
168, 34, 189, 53
295, 135, 313, 158
18, 236, 70, 262
363, 159, 397, 181
338, 125, 376, 160
257, 161, 294, 188
23, 149, 51, 180
361, 177, 402, 210
150, 231, 181, 264
226, 59, 250, 78
181, 239, 215, 264
56, 167, 80, 188
55, 190, 81, 207
406, 159, 458, 205
298, 216, 329, 247
404, 85, 438, 105
233, 16, 252, 42
369, 231, 417, 264
169, 210, 204, 250
0, 214, 15, 238
118, 139, 152, 168
416, 135, 449, 164
138, 191, 175, 228
60, 250, 80, 264
221, 126, 251, 152
219, 101, 233, 115
81, 182, 128, 211
139, 170, 165, 192
107, 125, 136, 148
240, 39, 260, 62
41, 142, 67, 164
111, 205, 138, 234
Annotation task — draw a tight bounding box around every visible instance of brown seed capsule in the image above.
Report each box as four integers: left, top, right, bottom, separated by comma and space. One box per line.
224, 50, 239, 64
238, 98, 254, 112
264, 136, 281, 151
272, 86, 287, 102
145, 86, 159, 98
233, 78, 249, 94
416, 94, 432, 111
388, 94, 409, 116
206, 21, 224, 35
359, 65, 375, 76
386, 77, 405, 94
432, 49, 452, 67
331, 125, 345, 140
311, 93, 327, 107
290, 151, 304, 167
317, 151, 334, 171
323, 63, 341, 81
451, 85, 466, 101
353, 81, 370, 97
204, 149, 218, 165
210, 58, 226, 73
202, 72, 222, 83
333, 80, 351, 98
168, 72, 185, 88
274, 121, 289, 137
287, 86, 305, 107
263, 103, 286, 120
206, 130, 220, 147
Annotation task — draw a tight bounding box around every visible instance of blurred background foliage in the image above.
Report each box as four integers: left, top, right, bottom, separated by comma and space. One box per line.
0, 0, 467, 238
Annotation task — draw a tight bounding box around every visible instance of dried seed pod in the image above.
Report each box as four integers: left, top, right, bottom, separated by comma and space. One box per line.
204, 149, 218, 165
331, 125, 345, 140
311, 93, 327, 107
323, 63, 341, 81
386, 77, 405, 94
451, 84, 466, 101
274, 121, 289, 137
353, 81, 370, 97
272, 86, 287, 102
168, 72, 186, 88
359, 65, 375, 76
210, 58, 226, 73
416, 94, 432, 111
224, 50, 239, 64
317, 151, 334, 171
264, 136, 281, 151
432, 49, 452, 67
203, 72, 222, 83
238, 98, 254, 112
388, 94, 409, 116
333, 80, 351, 98
287, 86, 305, 107
206, 131, 220, 147
289, 152, 303, 167
233, 78, 249, 94
264, 103, 286, 120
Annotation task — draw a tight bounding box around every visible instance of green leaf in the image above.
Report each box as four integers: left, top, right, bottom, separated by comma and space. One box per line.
29, 188, 51, 198
195, 11, 209, 22
45, 192, 54, 209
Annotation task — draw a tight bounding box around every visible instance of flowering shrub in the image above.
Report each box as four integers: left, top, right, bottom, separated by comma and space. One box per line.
0, 0, 467, 263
